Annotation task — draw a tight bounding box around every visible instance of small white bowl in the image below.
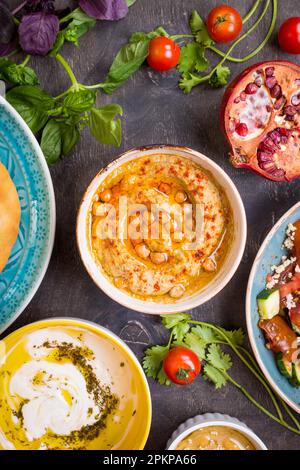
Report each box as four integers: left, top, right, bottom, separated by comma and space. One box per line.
166, 413, 267, 450
77, 145, 247, 314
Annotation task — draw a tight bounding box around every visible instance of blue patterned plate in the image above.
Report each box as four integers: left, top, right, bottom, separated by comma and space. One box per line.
246, 202, 300, 414
0, 95, 55, 334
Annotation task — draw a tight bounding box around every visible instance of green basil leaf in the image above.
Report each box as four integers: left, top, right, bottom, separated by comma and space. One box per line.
126, 0, 137, 6
50, 9, 96, 56
6, 86, 56, 133
101, 39, 150, 94
62, 89, 96, 115
41, 120, 62, 164
190, 9, 214, 46
61, 124, 80, 156
89, 104, 123, 146
0, 58, 39, 86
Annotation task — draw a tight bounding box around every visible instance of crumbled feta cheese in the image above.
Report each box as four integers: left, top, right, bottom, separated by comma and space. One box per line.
296, 264, 300, 273
285, 293, 296, 309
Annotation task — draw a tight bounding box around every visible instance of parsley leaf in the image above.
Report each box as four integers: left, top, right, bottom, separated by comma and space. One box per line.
206, 344, 232, 372
161, 313, 191, 330
143, 345, 170, 385
203, 363, 227, 389
209, 64, 230, 88
179, 72, 206, 94
216, 327, 245, 347
183, 332, 206, 360
190, 325, 219, 344
190, 10, 214, 47
178, 42, 208, 75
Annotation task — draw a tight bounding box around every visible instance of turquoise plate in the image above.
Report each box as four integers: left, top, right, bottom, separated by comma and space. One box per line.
246, 202, 300, 414
0, 96, 55, 334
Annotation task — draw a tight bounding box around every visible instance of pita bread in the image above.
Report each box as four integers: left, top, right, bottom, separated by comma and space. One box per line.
0, 163, 21, 272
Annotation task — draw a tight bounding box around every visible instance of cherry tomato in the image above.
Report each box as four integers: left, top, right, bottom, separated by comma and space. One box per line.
206, 5, 242, 43
278, 17, 300, 54
163, 346, 201, 385
147, 36, 181, 72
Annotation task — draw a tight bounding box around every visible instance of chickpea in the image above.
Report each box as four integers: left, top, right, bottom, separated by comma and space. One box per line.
99, 188, 112, 203
92, 202, 109, 216
175, 190, 187, 204
158, 182, 171, 195
150, 252, 168, 265
169, 284, 185, 298
135, 243, 150, 259
202, 257, 217, 272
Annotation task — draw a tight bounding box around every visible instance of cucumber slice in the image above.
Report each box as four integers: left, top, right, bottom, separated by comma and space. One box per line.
257, 288, 280, 319
290, 363, 300, 387
277, 353, 292, 378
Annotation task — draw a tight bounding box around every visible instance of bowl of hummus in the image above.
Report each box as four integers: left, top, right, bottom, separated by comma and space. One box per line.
167, 413, 267, 450
77, 145, 246, 314
0, 318, 151, 450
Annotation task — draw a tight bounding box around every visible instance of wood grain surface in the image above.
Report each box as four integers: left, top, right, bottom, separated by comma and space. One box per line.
3, 0, 300, 450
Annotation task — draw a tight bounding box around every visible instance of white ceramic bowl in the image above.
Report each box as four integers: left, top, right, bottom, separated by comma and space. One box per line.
166, 413, 267, 450
77, 145, 247, 314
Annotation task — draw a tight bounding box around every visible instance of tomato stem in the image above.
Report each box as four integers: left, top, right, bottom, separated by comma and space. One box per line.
242, 0, 262, 24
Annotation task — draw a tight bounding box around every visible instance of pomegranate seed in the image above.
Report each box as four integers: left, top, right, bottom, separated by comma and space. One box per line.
284, 105, 297, 116
274, 96, 286, 110
291, 94, 300, 106
266, 77, 277, 89
235, 122, 248, 137
279, 127, 290, 137
271, 168, 285, 178
257, 150, 274, 162
266, 105, 272, 113
234, 96, 241, 104
260, 161, 277, 171
265, 67, 275, 77
240, 91, 246, 101
245, 82, 258, 94
268, 130, 281, 144
270, 84, 282, 99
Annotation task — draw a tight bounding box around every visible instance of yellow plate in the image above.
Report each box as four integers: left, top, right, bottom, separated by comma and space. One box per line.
0, 318, 151, 450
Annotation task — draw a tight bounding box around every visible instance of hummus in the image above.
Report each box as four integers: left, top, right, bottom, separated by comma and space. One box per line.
176, 426, 256, 450
0, 324, 141, 450
90, 154, 233, 302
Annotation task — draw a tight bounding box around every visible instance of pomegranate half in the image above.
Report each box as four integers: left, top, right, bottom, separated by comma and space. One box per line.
221, 61, 300, 182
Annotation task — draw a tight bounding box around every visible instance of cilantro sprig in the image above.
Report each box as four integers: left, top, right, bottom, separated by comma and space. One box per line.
143, 313, 300, 436
95, 0, 277, 94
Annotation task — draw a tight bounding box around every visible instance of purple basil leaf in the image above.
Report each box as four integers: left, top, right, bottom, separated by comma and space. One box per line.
19, 12, 59, 55
79, 0, 129, 21
0, 1, 16, 44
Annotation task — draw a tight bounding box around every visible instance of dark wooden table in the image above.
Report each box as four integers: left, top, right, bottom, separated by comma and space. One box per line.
4, 0, 300, 450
